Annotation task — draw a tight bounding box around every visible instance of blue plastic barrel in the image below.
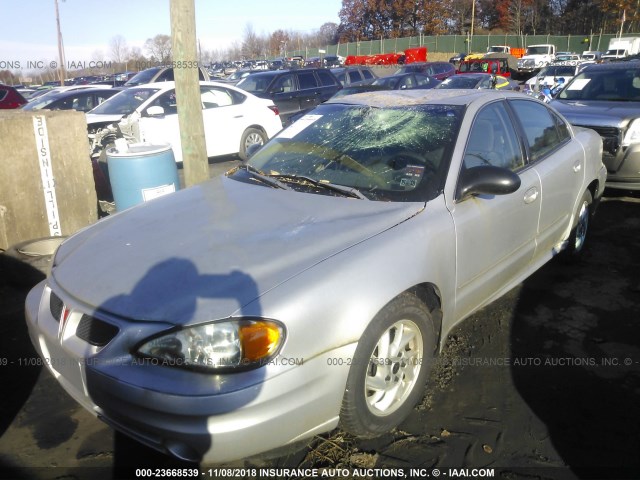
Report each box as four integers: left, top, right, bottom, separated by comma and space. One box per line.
107, 143, 180, 211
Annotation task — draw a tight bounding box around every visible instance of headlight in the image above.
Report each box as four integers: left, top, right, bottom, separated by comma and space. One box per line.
622, 119, 640, 147
136, 318, 285, 372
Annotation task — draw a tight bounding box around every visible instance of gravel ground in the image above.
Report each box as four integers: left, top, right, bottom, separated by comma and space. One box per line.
1, 190, 639, 480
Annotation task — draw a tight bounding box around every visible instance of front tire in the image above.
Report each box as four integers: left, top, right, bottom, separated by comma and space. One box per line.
239, 127, 267, 161
339, 293, 436, 437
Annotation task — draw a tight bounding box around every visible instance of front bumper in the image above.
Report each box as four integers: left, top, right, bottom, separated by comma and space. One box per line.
603, 142, 640, 190
26, 281, 356, 464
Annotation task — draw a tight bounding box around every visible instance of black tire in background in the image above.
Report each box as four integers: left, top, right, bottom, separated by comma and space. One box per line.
239, 127, 267, 161
563, 189, 593, 261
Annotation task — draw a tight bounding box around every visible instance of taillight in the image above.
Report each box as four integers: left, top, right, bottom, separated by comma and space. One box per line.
268, 105, 279, 116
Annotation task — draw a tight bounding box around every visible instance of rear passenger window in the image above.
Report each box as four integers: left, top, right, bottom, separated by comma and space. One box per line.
200, 86, 237, 109
157, 69, 174, 82
348, 71, 362, 83
552, 111, 571, 142
317, 70, 338, 86
297, 72, 318, 90
362, 70, 374, 80
509, 100, 567, 162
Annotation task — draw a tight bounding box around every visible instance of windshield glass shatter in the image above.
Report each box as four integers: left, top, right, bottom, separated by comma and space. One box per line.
230, 103, 463, 202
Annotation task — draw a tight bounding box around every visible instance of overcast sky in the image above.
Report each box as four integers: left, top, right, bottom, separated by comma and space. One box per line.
0, 0, 342, 69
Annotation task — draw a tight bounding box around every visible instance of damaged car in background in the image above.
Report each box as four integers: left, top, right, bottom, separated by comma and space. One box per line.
86, 81, 282, 213
87, 81, 282, 163
27, 90, 605, 465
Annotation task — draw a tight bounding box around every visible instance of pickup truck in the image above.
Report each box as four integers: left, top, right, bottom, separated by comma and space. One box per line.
487, 45, 525, 58
514, 44, 557, 80
458, 53, 518, 77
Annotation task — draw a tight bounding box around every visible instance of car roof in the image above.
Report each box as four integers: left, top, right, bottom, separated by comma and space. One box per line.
46, 87, 121, 97
380, 72, 430, 79
246, 68, 323, 76
580, 60, 640, 71
331, 66, 370, 71
405, 61, 448, 65
137, 80, 248, 92
326, 88, 520, 108
450, 73, 492, 79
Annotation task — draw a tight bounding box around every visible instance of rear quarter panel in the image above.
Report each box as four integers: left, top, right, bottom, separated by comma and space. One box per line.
572, 125, 606, 199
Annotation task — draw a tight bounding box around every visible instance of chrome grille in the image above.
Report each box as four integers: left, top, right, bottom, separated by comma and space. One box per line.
76, 315, 119, 347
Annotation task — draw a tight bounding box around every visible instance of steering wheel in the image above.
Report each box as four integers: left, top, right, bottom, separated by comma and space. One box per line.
276, 141, 388, 187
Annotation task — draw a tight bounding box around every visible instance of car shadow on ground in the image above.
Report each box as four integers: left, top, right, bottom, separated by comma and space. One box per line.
0, 254, 44, 437
240, 193, 640, 476
0, 254, 45, 479
510, 195, 640, 477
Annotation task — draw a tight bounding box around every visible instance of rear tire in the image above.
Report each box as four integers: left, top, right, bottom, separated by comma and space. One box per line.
564, 189, 592, 260
239, 127, 267, 161
339, 293, 436, 437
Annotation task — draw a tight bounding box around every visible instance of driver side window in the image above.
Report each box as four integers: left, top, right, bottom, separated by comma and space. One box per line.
463, 102, 524, 171
147, 90, 177, 115
271, 74, 295, 93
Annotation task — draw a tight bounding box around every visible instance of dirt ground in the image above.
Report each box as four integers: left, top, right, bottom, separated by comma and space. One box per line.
1, 190, 639, 480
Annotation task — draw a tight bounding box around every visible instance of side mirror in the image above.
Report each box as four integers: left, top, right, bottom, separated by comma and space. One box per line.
456, 165, 521, 201
146, 105, 165, 117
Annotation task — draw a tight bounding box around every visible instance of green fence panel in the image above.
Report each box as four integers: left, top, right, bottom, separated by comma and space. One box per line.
316, 33, 640, 62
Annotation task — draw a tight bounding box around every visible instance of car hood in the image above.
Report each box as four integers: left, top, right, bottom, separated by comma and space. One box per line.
85, 113, 125, 126
526, 75, 573, 87
551, 100, 640, 127
52, 176, 424, 325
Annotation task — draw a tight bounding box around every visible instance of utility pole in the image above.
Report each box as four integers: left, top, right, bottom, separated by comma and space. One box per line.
170, 0, 209, 186
54, 0, 66, 85
470, 0, 475, 48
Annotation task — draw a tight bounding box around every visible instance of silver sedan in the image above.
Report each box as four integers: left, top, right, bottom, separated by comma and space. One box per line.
26, 90, 606, 464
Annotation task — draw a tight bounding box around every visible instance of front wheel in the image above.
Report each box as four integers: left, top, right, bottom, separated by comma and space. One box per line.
239, 127, 267, 161
339, 293, 436, 437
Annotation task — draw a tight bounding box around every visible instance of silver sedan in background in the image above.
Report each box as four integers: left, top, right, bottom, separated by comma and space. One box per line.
26, 90, 606, 464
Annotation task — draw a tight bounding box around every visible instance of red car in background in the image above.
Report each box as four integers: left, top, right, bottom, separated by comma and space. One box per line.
0, 85, 28, 109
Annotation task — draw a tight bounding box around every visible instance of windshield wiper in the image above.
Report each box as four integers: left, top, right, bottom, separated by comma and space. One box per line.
268, 173, 369, 200
236, 164, 291, 190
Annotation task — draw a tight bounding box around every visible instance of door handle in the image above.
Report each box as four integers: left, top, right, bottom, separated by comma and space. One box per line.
524, 187, 539, 204
573, 160, 582, 173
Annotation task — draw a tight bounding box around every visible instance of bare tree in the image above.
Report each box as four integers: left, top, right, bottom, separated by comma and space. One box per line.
241, 23, 266, 59
109, 35, 130, 63
144, 34, 172, 63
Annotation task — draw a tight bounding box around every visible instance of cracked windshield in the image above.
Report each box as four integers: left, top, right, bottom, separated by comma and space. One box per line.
232, 103, 463, 202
